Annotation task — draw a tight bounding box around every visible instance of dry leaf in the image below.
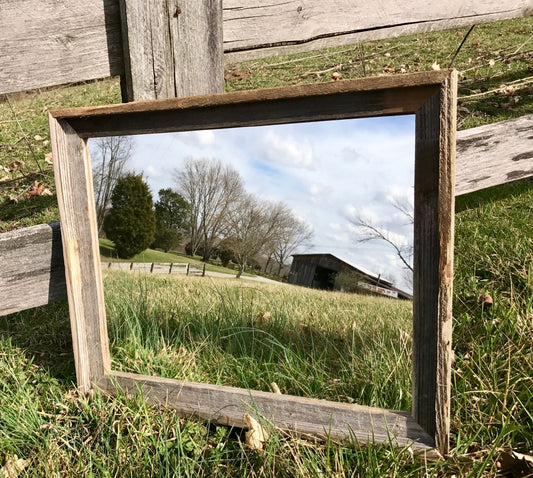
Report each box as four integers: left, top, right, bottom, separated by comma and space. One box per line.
331, 72, 342, 81
7, 161, 24, 172
244, 413, 269, 450
0, 175, 9, 181
478, 293, 493, 309
270, 382, 282, 394
34, 134, 44, 142
26, 180, 46, 198
44, 152, 53, 164
43, 139, 49, 146
431, 61, 441, 71
0, 456, 30, 478
499, 450, 533, 476
488, 59, 496, 67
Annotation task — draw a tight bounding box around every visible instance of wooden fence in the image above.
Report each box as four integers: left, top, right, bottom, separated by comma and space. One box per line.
1, 1, 531, 97
103, 261, 206, 276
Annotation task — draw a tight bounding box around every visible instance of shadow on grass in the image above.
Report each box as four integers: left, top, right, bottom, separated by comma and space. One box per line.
0, 300, 76, 383
455, 177, 533, 213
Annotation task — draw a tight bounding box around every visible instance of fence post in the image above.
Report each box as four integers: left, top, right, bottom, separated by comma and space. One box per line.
169, 263, 173, 274
186, 263, 190, 275
202, 263, 206, 277
119, 0, 223, 101
150, 263, 154, 273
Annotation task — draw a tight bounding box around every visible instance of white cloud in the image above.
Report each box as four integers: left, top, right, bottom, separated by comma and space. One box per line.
178, 130, 215, 147
262, 130, 313, 168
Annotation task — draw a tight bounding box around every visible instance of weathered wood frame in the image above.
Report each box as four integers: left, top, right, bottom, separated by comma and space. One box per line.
49, 70, 456, 454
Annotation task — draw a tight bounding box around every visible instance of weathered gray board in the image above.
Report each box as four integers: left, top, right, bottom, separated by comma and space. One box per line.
455, 114, 533, 195
1, 0, 531, 95
223, 1, 533, 63
0, 112, 532, 318
0, 221, 66, 316
119, 0, 223, 101
98, 371, 436, 451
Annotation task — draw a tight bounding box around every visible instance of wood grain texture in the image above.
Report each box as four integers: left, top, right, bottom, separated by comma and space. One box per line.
412, 71, 456, 454
119, 0, 223, 101
49, 115, 111, 393
98, 371, 436, 450
456, 114, 533, 196
0, 222, 66, 316
1, 0, 531, 95
0, 0, 123, 95
223, 1, 533, 63
49, 71, 445, 137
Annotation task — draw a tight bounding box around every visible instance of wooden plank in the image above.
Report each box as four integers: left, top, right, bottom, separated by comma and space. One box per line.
49, 115, 111, 394
223, 1, 533, 63
98, 371, 436, 451
49, 71, 445, 137
119, 0, 224, 101
0, 221, 66, 316
456, 114, 533, 196
0, 0, 123, 96
1, 0, 531, 95
413, 72, 456, 454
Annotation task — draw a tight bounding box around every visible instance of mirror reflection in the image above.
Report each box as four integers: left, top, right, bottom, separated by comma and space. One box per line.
88, 115, 415, 410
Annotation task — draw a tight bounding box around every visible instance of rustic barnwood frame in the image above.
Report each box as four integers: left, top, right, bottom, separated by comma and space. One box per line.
49, 70, 456, 454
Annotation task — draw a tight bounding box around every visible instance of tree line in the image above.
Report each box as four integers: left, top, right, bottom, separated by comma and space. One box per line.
92, 138, 312, 278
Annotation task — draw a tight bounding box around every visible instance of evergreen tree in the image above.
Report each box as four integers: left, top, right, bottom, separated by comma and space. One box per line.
152, 189, 190, 252
103, 174, 156, 258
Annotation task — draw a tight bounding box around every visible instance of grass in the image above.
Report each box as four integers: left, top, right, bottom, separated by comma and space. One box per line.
1, 15, 533, 477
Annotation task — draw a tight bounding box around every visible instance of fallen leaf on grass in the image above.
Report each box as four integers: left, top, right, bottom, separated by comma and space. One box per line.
431, 61, 441, 71
0, 456, 30, 478
7, 161, 24, 172
34, 134, 45, 141
244, 413, 269, 450
0, 175, 9, 182
25, 180, 51, 198
499, 84, 515, 95
224, 69, 251, 81
498, 450, 533, 476
44, 152, 53, 164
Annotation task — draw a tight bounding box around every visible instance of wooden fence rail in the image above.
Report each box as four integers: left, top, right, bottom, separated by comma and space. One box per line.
103, 261, 206, 276
1, 112, 531, 318
1, 0, 531, 96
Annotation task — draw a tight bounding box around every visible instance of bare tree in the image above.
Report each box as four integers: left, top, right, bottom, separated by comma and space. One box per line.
224, 193, 270, 278
349, 198, 414, 274
174, 158, 244, 260
269, 212, 313, 276
92, 136, 134, 235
